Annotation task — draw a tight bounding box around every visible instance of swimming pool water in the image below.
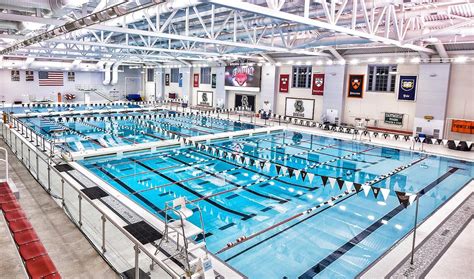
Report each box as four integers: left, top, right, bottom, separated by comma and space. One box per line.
18, 112, 258, 151
79, 130, 473, 278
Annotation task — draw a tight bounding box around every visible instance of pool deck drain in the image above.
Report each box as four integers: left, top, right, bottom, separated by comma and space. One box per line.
388, 193, 473, 278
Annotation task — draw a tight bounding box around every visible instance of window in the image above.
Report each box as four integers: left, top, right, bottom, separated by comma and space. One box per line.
147, 69, 154, 82
292, 66, 312, 88
367, 65, 397, 92
170, 68, 179, 83
200, 67, 211, 84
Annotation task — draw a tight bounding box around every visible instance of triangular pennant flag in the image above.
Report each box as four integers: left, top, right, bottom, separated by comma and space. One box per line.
300, 170, 307, 181
328, 177, 336, 189
442, 139, 449, 146
288, 168, 295, 178
321, 176, 328, 186
294, 170, 300, 180
345, 181, 353, 192
408, 193, 417, 205
336, 179, 345, 190
395, 191, 410, 208
362, 184, 371, 197
380, 188, 390, 201
372, 187, 380, 199
307, 172, 314, 183
275, 164, 282, 174
259, 161, 266, 170
280, 166, 288, 176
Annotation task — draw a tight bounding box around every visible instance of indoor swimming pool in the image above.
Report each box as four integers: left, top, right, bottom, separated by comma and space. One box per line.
78, 130, 474, 278
17, 112, 258, 151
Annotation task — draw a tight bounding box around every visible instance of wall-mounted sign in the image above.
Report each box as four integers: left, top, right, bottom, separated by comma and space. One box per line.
348, 74, 364, 98
193, 73, 199, 88
398, 75, 417, 101
279, 74, 290, 93
165, 74, 170, 86
67, 72, 75, 82
25, 71, 34, 82
384, 112, 404, 125
285, 97, 315, 120
312, 73, 325, 95
451, 119, 474, 134
211, 74, 216, 88
197, 91, 213, 107
234, 94, 256, 112
11, 70, 20, 82
225, 66, 261, 92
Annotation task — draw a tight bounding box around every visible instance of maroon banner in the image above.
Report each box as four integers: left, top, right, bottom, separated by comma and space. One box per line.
193, 73, 199, 88
165, 74, 170, 86
279, 74, 290, 93
312, 73, 325, 95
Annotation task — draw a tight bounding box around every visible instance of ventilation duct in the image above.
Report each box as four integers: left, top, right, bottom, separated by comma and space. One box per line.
110, 62, 122, 85
103, 62, 114, 85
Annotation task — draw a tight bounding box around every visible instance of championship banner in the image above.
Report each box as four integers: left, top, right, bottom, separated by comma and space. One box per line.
285, 97, 315, 120
211, 74, 216, 88
279, 74, 290, 93
348, 74, 364, 98
451, 119, 474, 134
398, 75, 417, 101
312, 73, 325, 95
193, 73, 199, 87
197, 91, 213, 107
165, 73, 170, 86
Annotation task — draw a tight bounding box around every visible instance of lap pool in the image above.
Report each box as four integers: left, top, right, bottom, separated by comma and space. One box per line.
77, 130, 473, 278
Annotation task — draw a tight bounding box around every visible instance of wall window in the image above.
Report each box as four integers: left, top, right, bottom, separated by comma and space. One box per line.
367, 65, 397, 92
147, 69, 154, 82
292, 66, 312, 88
200, 67, 211, 84
170, 68, 179, 83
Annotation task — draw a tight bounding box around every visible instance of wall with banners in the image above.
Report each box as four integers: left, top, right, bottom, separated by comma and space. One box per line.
191, 67, 217, 107
0, 68, 142, 104
343, 63, 418, 131
275, 65, 325, 121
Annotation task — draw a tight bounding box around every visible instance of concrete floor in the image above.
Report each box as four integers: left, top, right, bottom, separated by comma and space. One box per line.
0, 141, 117, 279
426, 220, 474, 279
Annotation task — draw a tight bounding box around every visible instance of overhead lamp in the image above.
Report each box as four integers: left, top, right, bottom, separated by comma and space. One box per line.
350, 59, 359, 65
305, 61, 312, 66
275, 62, 282, 66
338, 59, 346, 65
287, 60, 294, 65
396, 58, 405, 63
326, 60, 333, 65
368, 57, 376, 63
316, 60, 323, 66
454, 56, 467, 63
410, 57, 421, 64
381, 58, 389, 64
295, 61, 302, 65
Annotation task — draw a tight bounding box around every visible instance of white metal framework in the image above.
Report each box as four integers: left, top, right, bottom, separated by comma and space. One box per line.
0, 0, 473, 68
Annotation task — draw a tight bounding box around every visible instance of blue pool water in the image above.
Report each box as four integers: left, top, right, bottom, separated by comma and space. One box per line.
2, 103, 142, 114
79, 130, 473, 278
18, 112, 258, 151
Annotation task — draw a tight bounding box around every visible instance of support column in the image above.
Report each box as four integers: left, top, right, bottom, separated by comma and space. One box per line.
214, 66, 226, 108
260, 65, 277, 113
155, 68, 165, 100
414, 63, 451, 138
322, 64, 347, 124
180, 67, 192, 103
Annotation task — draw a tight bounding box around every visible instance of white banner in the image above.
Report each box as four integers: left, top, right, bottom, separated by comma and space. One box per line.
197, 91, 213, 106
285, 97, 315, 120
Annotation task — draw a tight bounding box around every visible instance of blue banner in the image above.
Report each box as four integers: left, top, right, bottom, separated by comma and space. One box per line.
398, 75, 417, 101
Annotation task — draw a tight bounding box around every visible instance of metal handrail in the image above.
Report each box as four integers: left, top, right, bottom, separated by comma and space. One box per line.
4, 123, 182, 279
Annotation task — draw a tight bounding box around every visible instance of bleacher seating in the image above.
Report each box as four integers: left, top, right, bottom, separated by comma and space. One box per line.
0, 181, 61, 279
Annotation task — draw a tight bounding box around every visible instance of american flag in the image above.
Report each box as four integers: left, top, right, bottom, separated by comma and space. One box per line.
38, 71, 64, 86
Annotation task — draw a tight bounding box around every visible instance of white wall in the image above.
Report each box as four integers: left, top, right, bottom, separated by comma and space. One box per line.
191, 67, 217, 106
0, 68, 143, 103
343, 63, 418, 131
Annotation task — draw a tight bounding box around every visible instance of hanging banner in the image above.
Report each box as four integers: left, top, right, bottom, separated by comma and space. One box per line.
211, 74, 217, 88
11, 70, 20, 81
25, 71, 34, 82
398, 75, 417, 101
451, 119, 474, 134
197, 91, 213, 107
193, 73, 199, 87
312, 73, 325, 95
165, 74, 170, 86
279, 74, 290, 93
348, 74, 364, 98
285, 97, 315, 120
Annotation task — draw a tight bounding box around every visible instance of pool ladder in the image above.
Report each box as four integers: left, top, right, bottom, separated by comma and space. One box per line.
151, 197, 208, 276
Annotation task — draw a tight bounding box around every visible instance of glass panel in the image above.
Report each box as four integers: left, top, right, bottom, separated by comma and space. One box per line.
103, 220, 135, 274
79, 195, 104, 249
63, 179, 80, 223
49, 169, 63, 199
138, 247, 174, 279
